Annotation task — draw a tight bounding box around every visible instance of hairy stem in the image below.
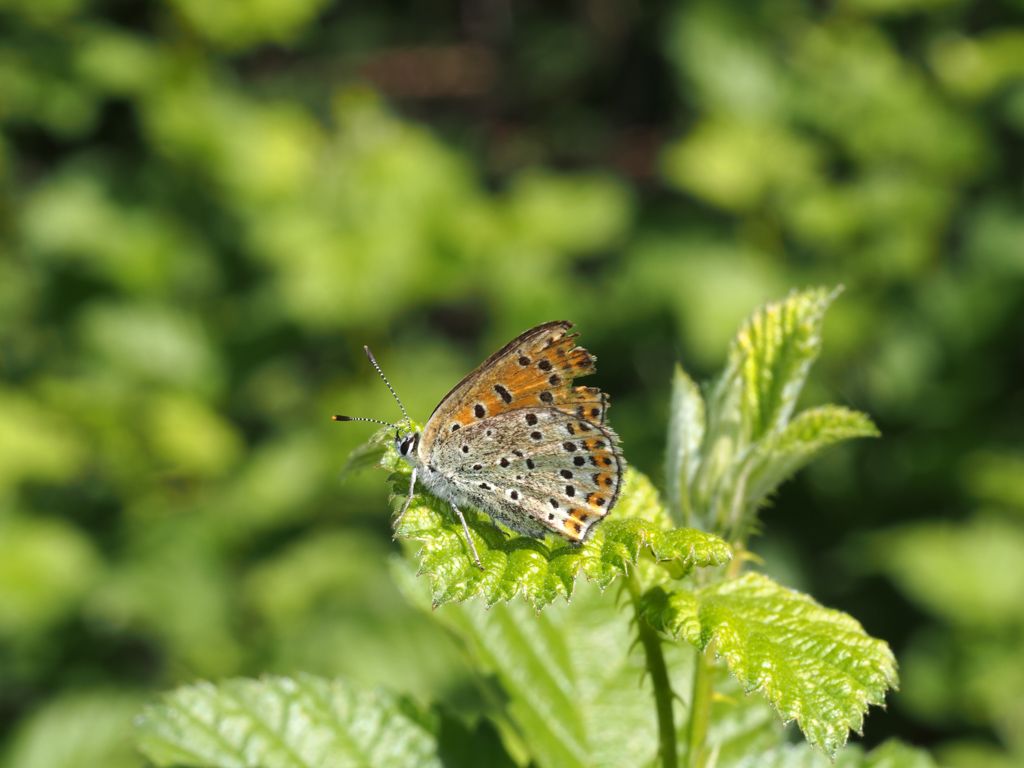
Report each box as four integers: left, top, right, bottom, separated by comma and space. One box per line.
685, 645, 712, 768
627, 571, 678, 768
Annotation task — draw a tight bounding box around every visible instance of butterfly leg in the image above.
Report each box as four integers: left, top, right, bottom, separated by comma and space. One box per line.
451, 503, 483, 570
392, 467, 418, 532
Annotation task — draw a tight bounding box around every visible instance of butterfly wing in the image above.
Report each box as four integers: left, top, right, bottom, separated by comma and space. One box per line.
429, 408, 623, 541
423, 321, 609, 442
421, 321, 624, 542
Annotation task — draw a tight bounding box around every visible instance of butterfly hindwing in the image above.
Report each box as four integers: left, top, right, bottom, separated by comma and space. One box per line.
428, 408, 624, 542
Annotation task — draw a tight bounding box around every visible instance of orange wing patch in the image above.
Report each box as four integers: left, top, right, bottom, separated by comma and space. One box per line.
438, 322, 606, 431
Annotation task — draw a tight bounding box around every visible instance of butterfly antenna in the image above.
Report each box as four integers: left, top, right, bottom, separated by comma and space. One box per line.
363, 345, 411, 423
331, 414, 396, 426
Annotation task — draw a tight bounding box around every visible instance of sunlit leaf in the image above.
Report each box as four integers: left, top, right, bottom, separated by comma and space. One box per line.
684, 675, 937, 768
642, 573, 897, 756
136, 675, 440, 768
730, 286, 838, 443
665, 363, 706, 526
395, 566, 679, 768
747, 405, 878, 503
691, 286, 851, 537
395, 467, 731, 609
726, 739, 938, 768
337, 426, 392, 483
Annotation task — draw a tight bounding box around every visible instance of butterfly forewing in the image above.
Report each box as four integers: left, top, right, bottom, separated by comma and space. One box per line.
422, 321, 603, 444
420, 321, 624, 542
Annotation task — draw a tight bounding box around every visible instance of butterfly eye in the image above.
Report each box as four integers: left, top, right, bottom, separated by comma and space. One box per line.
398, 434, 418, 456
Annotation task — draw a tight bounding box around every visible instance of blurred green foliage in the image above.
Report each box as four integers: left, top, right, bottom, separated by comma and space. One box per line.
1, 0, 1022, 765
872, 452, 1024, 768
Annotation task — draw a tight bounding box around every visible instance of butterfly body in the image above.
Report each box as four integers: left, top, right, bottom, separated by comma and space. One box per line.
392, 321, 624, 545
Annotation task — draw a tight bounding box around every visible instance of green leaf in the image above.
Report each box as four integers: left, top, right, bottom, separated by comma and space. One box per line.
690, 286, 854, 539
747, 405, 879, 504
726, 739, 938, 768
136, 674, 440, 768
730, 286, 839, 443
642, 573, 897, 756
665, 363, 706, 527
394, 567, 683, 768
678, 648, 930, 768
395, 467, 731, 609
338, 425, 392, 483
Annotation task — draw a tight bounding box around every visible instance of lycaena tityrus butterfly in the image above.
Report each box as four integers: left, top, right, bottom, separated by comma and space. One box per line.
334, 321, 625, 568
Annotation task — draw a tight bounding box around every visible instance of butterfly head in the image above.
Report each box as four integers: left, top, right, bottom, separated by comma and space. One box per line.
395, 430, 421, 464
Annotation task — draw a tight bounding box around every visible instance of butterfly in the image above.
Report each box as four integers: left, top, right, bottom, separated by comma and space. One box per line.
334, 321, 625, 568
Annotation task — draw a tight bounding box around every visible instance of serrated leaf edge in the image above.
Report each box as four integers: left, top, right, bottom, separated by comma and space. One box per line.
394, 470, 731, 611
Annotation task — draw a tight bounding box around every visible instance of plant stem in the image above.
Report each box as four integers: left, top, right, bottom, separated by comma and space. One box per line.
684, 645, 712, 768
627, 571, 678, 768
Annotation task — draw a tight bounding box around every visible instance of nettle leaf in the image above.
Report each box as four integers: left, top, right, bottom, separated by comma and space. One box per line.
747, 405, 878, 504
136, 674, 440, 768
394, 566, 687, 768
726, 739, 938, 768
730, 286, 838, 444
685, 286, 866, 539
642, 573, 897, 756
685, 674, 935, 768
394, 467, 731, 609
665, 363, 706, 526
337, 425, 392, 483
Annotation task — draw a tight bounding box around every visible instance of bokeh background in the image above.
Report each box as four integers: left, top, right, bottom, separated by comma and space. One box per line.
2, 1, 1023, 766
